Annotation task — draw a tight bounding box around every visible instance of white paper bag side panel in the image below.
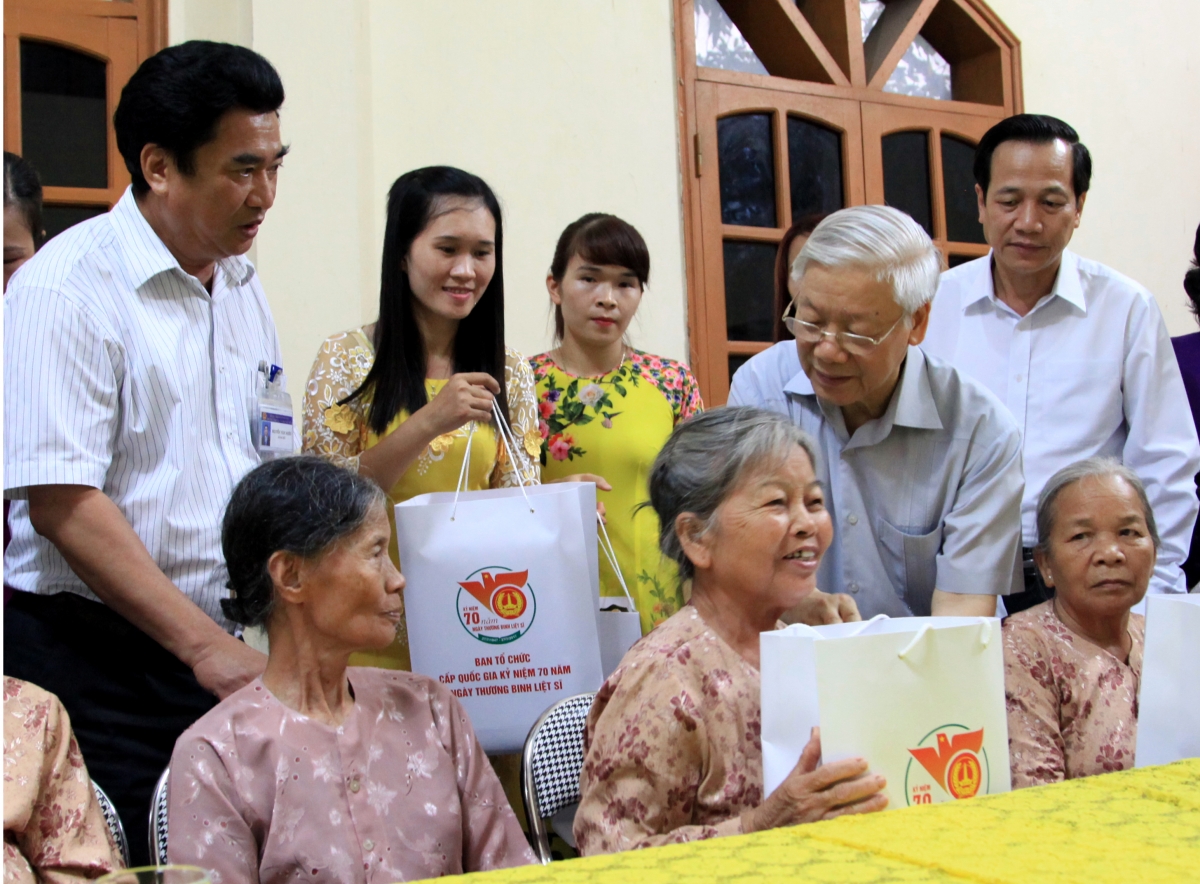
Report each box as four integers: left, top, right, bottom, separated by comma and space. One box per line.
760, 631, 820, 796
396, 486, 603, 754
815, 623, 1010, 809
1135, 594, 1200, 767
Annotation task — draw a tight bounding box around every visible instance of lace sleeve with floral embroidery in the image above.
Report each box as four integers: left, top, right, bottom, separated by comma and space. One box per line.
491, 349, 541, 488
302, 331, 374, 470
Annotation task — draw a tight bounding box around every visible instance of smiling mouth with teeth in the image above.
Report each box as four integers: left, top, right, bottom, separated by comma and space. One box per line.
784, 550, 816, 560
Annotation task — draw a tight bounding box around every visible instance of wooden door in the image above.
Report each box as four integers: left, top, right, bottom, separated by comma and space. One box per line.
4, 0, 165, 240
695, 79, 865, 402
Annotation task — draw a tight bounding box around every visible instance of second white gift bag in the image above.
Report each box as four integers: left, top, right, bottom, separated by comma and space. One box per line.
395, 408, 604, 754
761, 616, 1010, 809
1135, 593, 1200, 767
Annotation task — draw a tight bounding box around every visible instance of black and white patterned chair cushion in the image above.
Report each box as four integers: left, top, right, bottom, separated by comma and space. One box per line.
91, 780, 130, 867
150, 766, 170, 865
520, 692, 596, 862
527, 693, 595, 818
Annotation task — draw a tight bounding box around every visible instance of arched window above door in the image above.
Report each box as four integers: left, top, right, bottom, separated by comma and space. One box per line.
675, 0, 1021, 403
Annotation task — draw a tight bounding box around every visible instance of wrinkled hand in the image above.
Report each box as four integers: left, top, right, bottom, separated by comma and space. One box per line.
743, 728, 887, 832
422, 372, 501, 437
549, 472, 611, 521
785, 589, 861, 625
191, 633, 268, 700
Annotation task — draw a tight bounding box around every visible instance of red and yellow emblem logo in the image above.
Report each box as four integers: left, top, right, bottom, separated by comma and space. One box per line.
456, 568, 536, 644
905, 726, 988, 804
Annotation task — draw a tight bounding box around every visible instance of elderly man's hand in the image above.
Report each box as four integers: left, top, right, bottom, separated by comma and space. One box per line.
742, 728, 887, 833
192, 633, 268, 699
783, 589, 861, 625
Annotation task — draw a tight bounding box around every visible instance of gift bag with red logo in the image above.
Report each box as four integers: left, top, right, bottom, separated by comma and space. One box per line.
760, 616, 1010, 809
395, 406, 604, 753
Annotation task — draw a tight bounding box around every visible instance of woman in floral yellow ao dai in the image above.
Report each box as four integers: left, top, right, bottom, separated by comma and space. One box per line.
530, 214, 703, 633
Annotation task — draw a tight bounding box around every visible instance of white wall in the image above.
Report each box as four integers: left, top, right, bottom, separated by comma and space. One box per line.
988, 0, 1200, 335
170, 0, 1200, 391
176, 0, 689, 395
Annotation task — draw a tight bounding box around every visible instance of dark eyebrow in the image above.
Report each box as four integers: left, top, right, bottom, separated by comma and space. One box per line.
230, 145, 290, 166
431, 234, 495, 247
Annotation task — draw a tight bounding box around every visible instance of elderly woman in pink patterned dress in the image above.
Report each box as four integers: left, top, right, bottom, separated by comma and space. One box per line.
1004, 457, 1157, 787
574, 407, 887, 855
168, 456, 534, 882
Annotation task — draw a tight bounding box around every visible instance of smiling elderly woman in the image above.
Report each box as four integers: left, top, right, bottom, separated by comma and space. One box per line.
574, 407, 887, 855
167, 456, 535, 882
1004, 457, 1158, 787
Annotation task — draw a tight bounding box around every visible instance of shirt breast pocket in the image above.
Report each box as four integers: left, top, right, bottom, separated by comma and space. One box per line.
877, 519, 941, 609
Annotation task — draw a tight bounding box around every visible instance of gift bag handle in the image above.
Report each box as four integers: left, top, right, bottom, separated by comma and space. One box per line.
897, 618, 993, 659
450, 400, 536, 520
847, 613, 889, 636
597, 513, 637, 613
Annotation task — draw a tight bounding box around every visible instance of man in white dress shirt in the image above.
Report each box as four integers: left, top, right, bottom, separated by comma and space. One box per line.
923, 114, 1200, 612
3, 41, 288, 863
730, 206, 1024, 619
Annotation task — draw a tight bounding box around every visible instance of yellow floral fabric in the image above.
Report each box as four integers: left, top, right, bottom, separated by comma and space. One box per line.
303, 328, 540, 670
530, 351, 703, 633
441, 759, 1200, 883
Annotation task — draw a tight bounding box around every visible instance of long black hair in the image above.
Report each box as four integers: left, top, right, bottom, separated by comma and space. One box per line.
344, 166, 508, 435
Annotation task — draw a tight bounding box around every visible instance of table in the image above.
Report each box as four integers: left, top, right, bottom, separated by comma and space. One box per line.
445, 759, 1200, 883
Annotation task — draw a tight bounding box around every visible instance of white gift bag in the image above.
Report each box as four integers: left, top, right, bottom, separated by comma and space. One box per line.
761, 615, 1010, 809
595, 517, 644, 679
1135, 593, 1200, 767
395, 405, 604, 753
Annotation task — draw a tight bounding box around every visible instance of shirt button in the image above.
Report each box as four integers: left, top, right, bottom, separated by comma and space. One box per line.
363, 839, 374, 852
226, 431, 234, 439
219, 365, 226, 373
1016, 374, 1024, 383
850, 583, 860, 594
847, 514, 858, 525
349, 778, 360, 793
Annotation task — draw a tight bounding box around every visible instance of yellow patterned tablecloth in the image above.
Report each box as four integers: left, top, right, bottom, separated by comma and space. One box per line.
439, 760, 1200, 883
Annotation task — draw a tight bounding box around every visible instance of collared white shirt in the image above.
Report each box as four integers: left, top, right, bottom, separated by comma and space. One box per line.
729, 343, 1024, 617
924, 250, 1200, 595
4, 187, 283, 630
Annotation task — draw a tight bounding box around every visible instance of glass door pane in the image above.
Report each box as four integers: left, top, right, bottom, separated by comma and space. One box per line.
786, 115, 843, 221
723, 240, 777, 342
717, 112, 777, 228
941, 133, 985, 244
881, 130, 932, 235
21, 39, 108, 188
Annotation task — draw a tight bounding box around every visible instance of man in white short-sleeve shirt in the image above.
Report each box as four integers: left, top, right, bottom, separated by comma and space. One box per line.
923, 114, 1200, 610
730, 205, 1024, 620
3, 41, 289, 864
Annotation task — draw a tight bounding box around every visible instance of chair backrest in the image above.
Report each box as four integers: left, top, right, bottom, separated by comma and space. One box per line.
91, 780, 130, 867
519, 692, 596, 864
149, 766, 170, 865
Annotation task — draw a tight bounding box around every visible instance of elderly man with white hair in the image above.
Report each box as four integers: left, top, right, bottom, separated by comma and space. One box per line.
729, 205, 1024, 619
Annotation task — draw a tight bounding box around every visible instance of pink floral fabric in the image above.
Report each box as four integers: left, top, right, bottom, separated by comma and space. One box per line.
574, 606, 766, 854
3, 677, 121, 884
1003, 600, 1144, 788
168, 668, 535, 883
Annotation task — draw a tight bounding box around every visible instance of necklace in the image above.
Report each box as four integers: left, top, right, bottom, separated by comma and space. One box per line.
552, 345, 628, 379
